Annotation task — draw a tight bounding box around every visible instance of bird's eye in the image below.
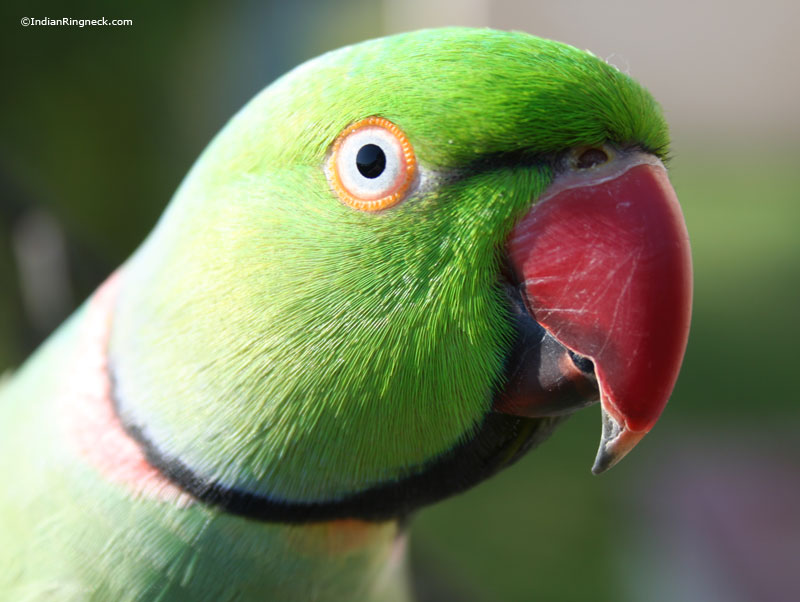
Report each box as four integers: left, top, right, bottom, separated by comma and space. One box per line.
328, 117, 416, 212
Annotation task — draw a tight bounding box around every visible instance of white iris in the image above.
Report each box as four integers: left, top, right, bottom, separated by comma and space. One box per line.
336, 126, 404, 200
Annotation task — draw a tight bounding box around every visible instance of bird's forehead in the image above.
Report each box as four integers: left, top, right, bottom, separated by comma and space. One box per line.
220, 29, 667, 175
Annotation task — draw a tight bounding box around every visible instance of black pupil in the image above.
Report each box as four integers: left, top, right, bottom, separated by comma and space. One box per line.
356, 144, 386, 179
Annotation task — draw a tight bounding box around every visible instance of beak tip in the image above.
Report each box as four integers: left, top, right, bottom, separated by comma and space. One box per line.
591, 453, 614, 475
591, 405, 648, 475
591, 439, 623, 476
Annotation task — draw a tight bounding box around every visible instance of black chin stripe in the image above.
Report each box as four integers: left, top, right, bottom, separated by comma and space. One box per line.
111, 370, 562, 523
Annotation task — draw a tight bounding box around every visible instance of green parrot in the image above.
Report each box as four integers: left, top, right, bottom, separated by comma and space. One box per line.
0, 28, 692, 601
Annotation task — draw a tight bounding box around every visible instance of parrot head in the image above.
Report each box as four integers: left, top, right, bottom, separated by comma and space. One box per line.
109, 28, 691, 520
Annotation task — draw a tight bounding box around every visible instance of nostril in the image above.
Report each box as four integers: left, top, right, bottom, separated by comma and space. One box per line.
575, 147, 609, 169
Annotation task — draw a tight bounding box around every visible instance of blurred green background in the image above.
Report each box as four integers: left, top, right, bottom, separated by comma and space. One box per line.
1, 1, 798, 601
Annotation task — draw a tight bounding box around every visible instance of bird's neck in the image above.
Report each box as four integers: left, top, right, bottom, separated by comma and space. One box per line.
60, 272, 412, 601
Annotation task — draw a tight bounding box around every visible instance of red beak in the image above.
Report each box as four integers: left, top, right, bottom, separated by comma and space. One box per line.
506, 152, 692, 473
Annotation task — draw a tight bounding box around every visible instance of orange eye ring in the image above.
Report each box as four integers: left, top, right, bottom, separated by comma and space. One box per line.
327, 117, 416, 212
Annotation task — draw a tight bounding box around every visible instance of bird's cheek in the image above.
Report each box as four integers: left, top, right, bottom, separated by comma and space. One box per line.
499, 154, 692, 472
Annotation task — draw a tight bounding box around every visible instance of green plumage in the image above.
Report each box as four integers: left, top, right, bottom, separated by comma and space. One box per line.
0, 28, 669, 600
